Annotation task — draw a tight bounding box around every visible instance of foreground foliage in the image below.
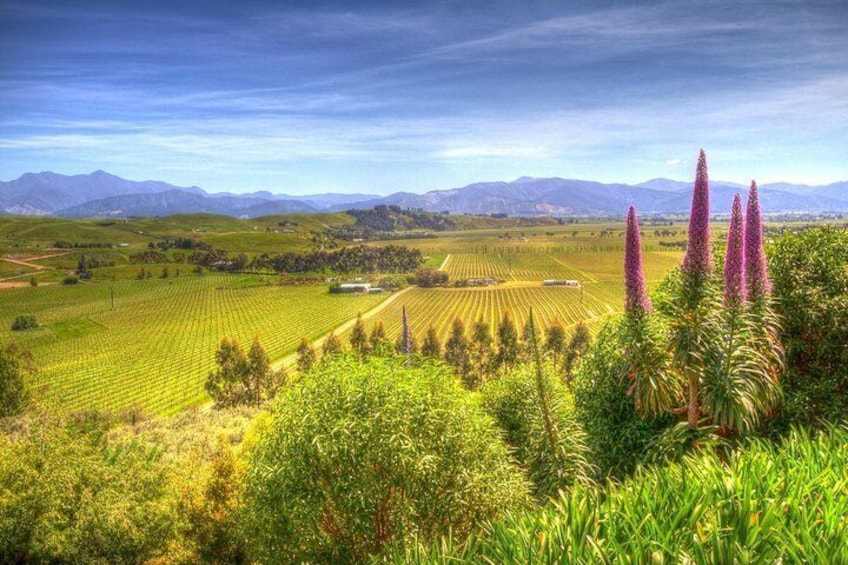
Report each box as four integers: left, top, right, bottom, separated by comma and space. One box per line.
573, 318, 672, 478
241, 355, 530, 564
481, 363, 593, 500
768, 226, 848, 429
0, 344, 34, 417
402, 425, 848, 564
0, 412, 175, 563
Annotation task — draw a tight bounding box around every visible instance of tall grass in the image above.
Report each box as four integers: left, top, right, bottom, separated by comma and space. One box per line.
395, 425, 848, 564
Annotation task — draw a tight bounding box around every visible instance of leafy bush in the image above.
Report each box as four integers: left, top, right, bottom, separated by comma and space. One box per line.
62, 274, 79, 285
0, 344, 33, 417
407, 425, 848, 563
10, 314, 38, 331
176, 434, 247, 564
0, 414, 177, 563
481, 364, 593, 500
573, 318, 672, 478
241, 355, 529, 564
410, 267, 449, 287
768, 226, 848, 429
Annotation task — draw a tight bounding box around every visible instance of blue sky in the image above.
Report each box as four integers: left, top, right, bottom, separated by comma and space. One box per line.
1, 0, 846, 194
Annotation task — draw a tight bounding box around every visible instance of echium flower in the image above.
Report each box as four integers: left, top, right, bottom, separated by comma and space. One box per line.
723, 193, 747, 308
745, 180, 771, 299
400, 306, 412, 354
625, 205, 652, 314
682, 149, 712, 276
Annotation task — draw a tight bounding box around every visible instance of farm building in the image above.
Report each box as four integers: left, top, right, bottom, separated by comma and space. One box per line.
542, 279, 579, 287
456, 277, 499, 287
338, 283, 372, 293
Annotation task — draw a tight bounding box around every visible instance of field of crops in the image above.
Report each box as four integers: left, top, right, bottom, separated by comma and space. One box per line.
0, 213, 695, 416
0, 275, 384, 416
342, 283, 620, 345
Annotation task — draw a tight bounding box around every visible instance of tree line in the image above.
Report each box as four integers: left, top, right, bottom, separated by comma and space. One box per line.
207, 308, 593, 409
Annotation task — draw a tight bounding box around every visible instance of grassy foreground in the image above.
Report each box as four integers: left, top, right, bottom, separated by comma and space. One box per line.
399, 425, 848, 564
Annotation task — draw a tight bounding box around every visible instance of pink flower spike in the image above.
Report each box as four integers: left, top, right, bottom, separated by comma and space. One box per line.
625, 205, 652, 314
723, 193, 747, 308
682, 149, 712, 276
745, 180, 771, 298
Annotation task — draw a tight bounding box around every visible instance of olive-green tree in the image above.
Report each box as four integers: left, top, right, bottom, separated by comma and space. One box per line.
241, 356, 529, 563
444, 318, 471, 384
350, 314, 369, 355
544, 319, 566, 370
296, 338, 317, 373
495, 312, 520, 371
420, 325, 441, 359
322, 331, 344, 357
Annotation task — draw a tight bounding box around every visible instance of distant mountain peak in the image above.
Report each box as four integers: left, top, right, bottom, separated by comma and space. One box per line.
2, 169, 847, 218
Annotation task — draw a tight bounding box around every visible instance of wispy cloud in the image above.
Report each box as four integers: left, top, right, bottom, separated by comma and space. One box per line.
1, 1, 846, 191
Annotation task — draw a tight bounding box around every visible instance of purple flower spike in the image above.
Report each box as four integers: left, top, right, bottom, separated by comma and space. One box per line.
745, 180, 771, 298
625, 205, 652, 314
724, 193, 747, 308
682, 149, 712, 276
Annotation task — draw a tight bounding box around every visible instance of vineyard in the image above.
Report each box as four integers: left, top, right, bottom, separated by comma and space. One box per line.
341, 283, 620, 344
0, 275, 384, 415
404, 243, 680, 341
0, 214, 692, 416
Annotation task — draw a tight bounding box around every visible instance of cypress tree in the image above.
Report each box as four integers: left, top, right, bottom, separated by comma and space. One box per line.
322, 331, 344, 357
247, 335, 270, 405
369, 321, 389, 354
563, 321, 591, 382
296, 338, 316, 374
469, 319, 493, 388
495, 312, 520, 370
444, 318, 470, 383
421, 325, 442, 359
545, 318, 566, 370
350, 314, 369, 354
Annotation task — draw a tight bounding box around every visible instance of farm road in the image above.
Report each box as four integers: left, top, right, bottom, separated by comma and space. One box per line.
0, 251, 73, 271
0, 251, 74, 283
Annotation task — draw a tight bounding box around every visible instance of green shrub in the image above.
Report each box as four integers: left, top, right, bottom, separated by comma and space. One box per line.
241, 355, 529, 564
573, 318, 672, 478
0, 344, 33, 417
768, 226, 848, 430
10, 314, 38, 331
62, 274, 79, 285
407, 425, 848, 563
0, 413, 177, 563
481, 364, 593, 500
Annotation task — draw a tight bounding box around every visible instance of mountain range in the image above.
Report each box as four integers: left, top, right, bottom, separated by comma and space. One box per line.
2, 170, 847, 218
